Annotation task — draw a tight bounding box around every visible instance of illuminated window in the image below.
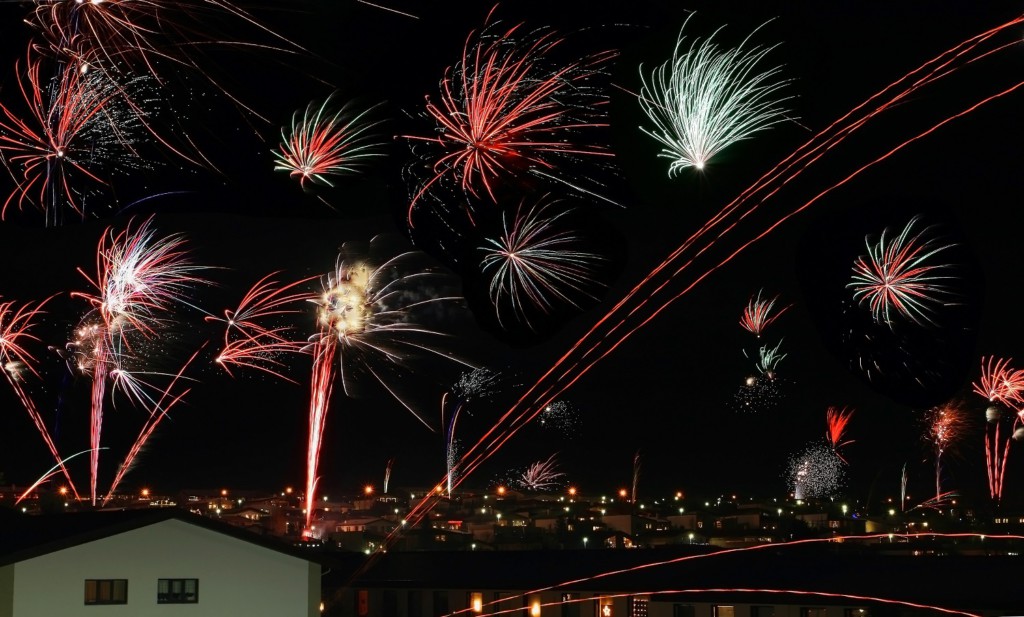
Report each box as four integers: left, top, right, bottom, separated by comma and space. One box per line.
629, 597, 649, 617
713, 606, 734, 617
468, 592, 484, 614
84, 579, 127, 605
800, 609, 828, 617
751, 607, 774, 617
157, 578, 197, 604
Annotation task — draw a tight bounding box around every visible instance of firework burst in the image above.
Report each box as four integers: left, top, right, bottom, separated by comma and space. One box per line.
848, 215, 958, 328
825, 406, 855, 463
922, 399, 970, 499
274, 95, 386, 191
514, 453, 566, 491
637, 14, 794, 175
479, 197, 608, 331
537, 399, 580, 435
0, 51, 153, 223
208, 272, 315, 382
970, 357, 1023, 503
739, 289, 789, 337
0, 295, 80, 498
787, 441, 846, 500
403, 12, 616, 226
972, 356, 1024, 406
68, 216, 209, 505
753, 339, 786, 378
300, 240, 475, 532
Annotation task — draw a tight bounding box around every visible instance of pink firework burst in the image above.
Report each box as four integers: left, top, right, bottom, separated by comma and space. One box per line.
848, 215, 957, 328
403, 10, 616, 226
739, 289, 790, 337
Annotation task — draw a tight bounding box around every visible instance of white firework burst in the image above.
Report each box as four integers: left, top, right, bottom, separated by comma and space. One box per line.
637, 14, 794, 176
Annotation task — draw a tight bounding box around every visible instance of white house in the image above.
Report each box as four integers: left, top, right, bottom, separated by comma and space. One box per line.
0, 508, 321, 617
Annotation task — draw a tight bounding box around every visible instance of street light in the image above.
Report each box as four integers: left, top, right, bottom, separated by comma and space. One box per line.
583, 537, 588, 549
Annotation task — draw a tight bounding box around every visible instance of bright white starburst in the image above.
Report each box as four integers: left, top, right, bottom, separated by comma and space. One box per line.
637, 14, 794, 176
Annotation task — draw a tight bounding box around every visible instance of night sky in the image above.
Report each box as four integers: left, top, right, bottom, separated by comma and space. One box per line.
1, 1, 1022, 510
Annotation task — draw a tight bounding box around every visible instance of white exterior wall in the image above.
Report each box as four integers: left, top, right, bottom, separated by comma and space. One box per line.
10, 518, 319, 617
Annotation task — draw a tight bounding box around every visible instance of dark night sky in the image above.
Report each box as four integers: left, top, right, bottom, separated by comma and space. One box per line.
1, 1, 1023, 509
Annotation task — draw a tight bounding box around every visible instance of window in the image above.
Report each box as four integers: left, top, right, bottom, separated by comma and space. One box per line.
562, 593, 580, 617
751, 607, 775, 617
408, 591, 423, 617
433, 590, 450, 617
629, 597, 649, 617
84, 579, 127, 605
713, 607, 734, 617
157, 578, 198, 604
800, 609, 828, 617
672, 605, 695, 617
382, 590, 398, 617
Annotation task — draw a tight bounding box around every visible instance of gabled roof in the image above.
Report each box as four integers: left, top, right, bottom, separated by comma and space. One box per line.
0, 506, 326, 567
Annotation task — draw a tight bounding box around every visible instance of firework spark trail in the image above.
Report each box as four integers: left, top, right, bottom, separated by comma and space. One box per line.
102, 346, 202, 506
274, 96, 386, 190
442, 391, 465, 495
631, 449, 641, 504
739, 289, 789, 337
441, 368, 501, 495
69, 216, 208, 505
637, 15, 794, 175
826, 405, 855, 463
452, 532, 1019, 617
13, 448, 100, 506
0, 296, 80, 498
303, 339, 335, 535
480, 197, 608, 330
383, 457, 395, 494
924, 399, 969, 499
405, 16, 1024, 533
472, 589, 978, 617
848, 215, 957, 327
403, 10, 616, 226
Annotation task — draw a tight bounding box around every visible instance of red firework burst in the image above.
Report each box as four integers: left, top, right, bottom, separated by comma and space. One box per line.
739, 289, 790, 337
403, 10, 616, 226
